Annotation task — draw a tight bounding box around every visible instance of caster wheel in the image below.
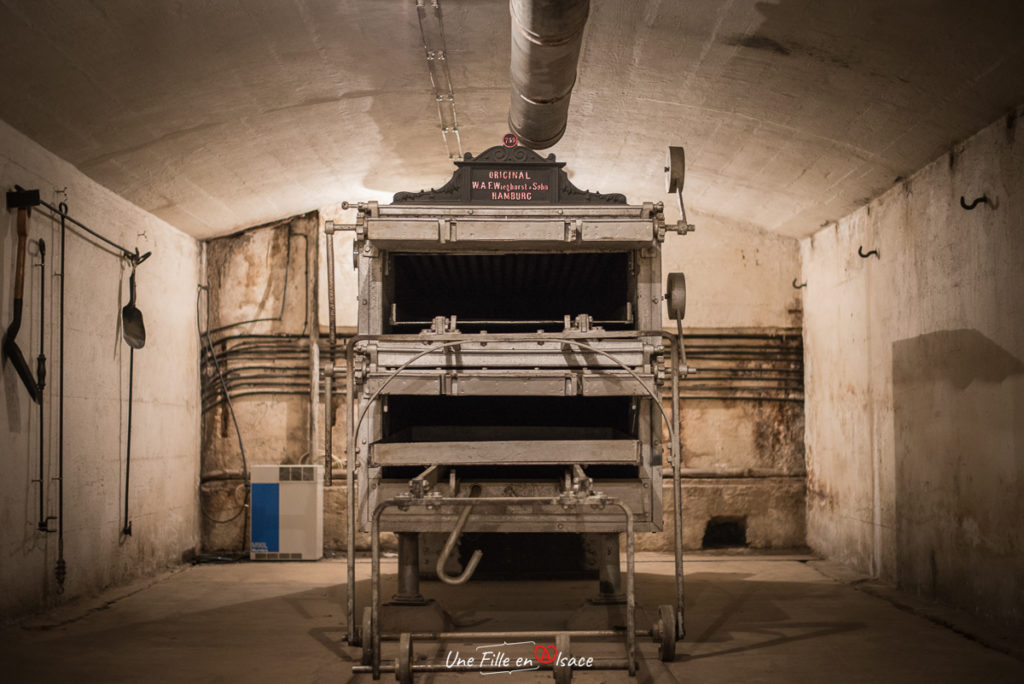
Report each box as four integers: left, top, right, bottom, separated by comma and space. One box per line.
396, 632, 413, 684
553, 633, 572, 683
658, 604, 677, 662
361, 607, 374, 666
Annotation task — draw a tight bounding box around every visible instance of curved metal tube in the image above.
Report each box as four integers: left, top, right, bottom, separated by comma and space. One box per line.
436, 505, 484, 585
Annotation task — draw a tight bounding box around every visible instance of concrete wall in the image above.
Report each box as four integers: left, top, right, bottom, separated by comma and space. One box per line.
801, 107, 1024, 626
662, 212, 803, 329
0, 120, 201, 620
665, 214, 807, 550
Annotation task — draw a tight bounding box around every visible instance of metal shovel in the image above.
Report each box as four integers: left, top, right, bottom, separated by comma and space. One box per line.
122, 268, 145, 349
121, 266, 144, 537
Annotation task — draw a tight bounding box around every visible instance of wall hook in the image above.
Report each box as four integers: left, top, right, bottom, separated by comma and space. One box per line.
858, 246, 879, 259
792, 278, 806, 289
960, 194, 989, 210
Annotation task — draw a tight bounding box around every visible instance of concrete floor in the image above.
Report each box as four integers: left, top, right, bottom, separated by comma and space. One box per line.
3, 553, 1021, 683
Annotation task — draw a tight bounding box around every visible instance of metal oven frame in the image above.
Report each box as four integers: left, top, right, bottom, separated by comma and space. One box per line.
325, 146, 689, 681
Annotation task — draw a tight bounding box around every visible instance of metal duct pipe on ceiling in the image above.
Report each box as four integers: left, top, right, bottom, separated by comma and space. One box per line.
508, 0, 590, 149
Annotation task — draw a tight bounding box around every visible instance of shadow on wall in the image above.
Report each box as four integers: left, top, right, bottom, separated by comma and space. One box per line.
893, 328, 1024, 627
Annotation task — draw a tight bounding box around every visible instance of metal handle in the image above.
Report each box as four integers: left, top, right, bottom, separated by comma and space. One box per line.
13, 208, 28, 299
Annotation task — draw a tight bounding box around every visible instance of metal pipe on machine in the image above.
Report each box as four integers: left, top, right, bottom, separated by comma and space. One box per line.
508, 0, 590, 149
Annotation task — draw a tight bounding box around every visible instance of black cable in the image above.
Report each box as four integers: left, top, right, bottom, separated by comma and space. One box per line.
199, 502, 248, 524
197, 286, 249, 528
197, 286, 247, 476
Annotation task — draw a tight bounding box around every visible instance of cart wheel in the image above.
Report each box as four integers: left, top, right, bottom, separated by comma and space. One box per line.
658, 605, 677, 662
553, 633, 571, 683
396, 632, 413, 684
361, 607, 374, 666
349, 616, 362, 647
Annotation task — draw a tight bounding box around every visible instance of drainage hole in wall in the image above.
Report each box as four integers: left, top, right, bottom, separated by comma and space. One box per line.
702, 516, 748, 549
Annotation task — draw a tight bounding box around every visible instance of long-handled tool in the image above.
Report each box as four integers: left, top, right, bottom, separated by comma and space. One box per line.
55, 202, 67, 592
120, 261, 146, 537
34, 239, 53, 532
3, 193, 41, 404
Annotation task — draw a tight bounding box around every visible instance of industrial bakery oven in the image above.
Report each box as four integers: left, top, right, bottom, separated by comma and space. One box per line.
330, 143, 690, 681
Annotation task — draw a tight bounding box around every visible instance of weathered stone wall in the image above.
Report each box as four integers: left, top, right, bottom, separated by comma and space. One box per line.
801, 106, 1024, 626
199, 213, 319, 552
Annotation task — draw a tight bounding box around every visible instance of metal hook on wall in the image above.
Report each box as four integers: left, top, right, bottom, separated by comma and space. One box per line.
960, 194, 989, 210
792, 278, 806, 289
858, 246, 879, 259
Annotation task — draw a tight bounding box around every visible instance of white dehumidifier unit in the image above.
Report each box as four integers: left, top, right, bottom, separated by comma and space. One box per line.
250, 464, 324, 560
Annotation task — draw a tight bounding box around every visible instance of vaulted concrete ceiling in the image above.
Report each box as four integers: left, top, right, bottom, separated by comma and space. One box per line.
1, 1, 1023, 239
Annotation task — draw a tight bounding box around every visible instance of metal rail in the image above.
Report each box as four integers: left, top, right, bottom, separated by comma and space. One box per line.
352, 660, 632, 675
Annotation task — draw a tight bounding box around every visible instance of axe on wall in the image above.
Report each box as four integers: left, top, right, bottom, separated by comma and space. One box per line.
3, 188, 41, 404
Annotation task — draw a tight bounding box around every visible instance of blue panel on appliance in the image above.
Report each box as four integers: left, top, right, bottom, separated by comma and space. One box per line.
251, 483, 280, 553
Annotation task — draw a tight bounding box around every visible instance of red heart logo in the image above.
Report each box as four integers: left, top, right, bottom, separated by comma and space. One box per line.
534, 644, 557, 664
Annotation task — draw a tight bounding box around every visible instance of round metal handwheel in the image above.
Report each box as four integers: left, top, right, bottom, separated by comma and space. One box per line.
666, 146, 686, 193
553, 633, 572, 683
361, 607, 374, 666
666, 272, 686, 321
658, 604, 677, 662
396, 632, 413, 684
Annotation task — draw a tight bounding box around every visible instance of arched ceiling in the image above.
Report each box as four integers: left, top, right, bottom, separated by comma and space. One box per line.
1, 0, 1022, 238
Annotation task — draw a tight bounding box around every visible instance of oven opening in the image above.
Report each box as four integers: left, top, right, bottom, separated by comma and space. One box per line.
386, 252, 634, 332
381, 396, 636, 442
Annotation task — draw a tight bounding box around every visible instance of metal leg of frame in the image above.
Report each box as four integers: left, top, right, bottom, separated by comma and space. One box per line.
620, 501, 637, 676
394, 532, 426, 604
595, 532, 625, 603
670, 337, 685, 639
345, 344, 357, 645
371, 503, 382, 679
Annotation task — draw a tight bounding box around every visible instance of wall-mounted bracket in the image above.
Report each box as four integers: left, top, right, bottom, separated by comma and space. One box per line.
960, 194, 989, 210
